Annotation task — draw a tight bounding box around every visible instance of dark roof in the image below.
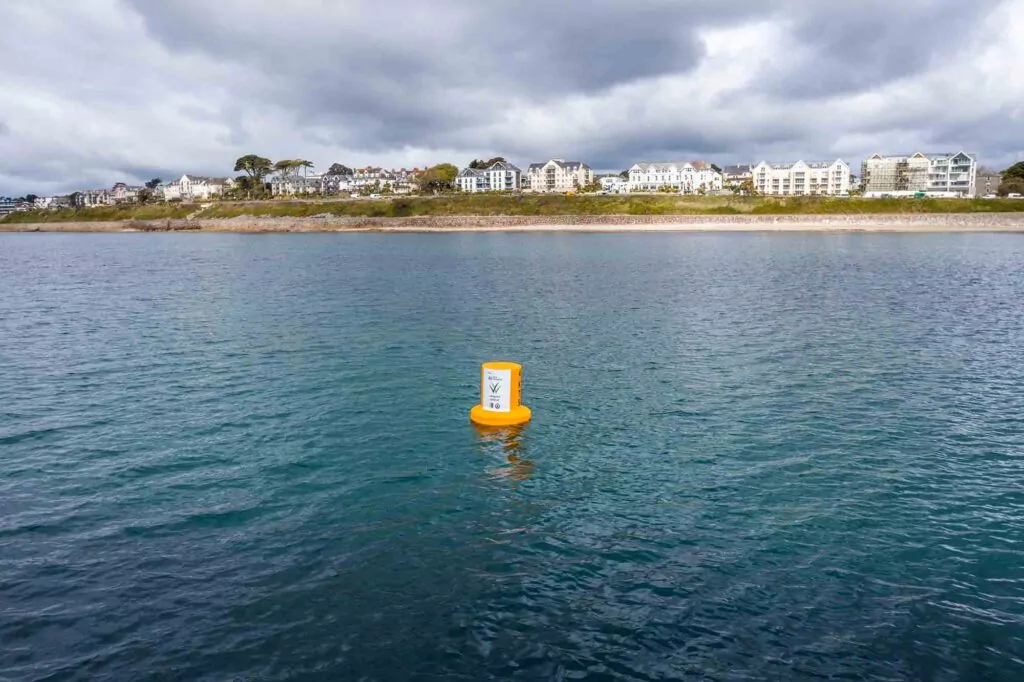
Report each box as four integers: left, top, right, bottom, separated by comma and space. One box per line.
528, 159, 589, 171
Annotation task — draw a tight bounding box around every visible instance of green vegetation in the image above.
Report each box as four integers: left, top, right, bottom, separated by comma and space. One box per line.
998, 162, 1024, 196
195, 194, 1024, 219
4, 195, 1024, 225
0, 203, 199, 223
415, 164, 459, 193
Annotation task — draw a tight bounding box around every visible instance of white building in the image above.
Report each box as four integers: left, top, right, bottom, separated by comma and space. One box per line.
0, 197, 16, 216
628, 161, 723, 194
110, 182, 144, 204
598, 176, 630, 193
524, 159, 594, 193
270, 174, 323, 196
162, 175, 234, 201
751, 159, 851, 196
456, 161, 522, 193
861, 152, 977, 197
75, 189, 111, 207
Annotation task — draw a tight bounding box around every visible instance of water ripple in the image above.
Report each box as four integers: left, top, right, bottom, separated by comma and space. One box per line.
2, 233, 1024, 680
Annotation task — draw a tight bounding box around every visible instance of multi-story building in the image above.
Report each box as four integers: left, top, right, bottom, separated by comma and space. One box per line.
861, 152, 977, 197
110, 182, 144, 204
165, 174, 234, 201
975, 168, 1002, 197
722, 164, 753, 190
322, 168, 355, 195
0, 197, 16, 217
751, 159, 851, 196
524, 159, 594, 193
270, 174, 322, 196
75, 189, 112, 207
456, 161, 522, 193
627, 161, 723, 194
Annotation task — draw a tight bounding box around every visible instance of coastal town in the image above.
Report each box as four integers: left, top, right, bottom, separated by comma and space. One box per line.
0, 151, 1018, 218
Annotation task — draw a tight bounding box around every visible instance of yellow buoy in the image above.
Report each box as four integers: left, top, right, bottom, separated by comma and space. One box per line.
469, 361, 532, 427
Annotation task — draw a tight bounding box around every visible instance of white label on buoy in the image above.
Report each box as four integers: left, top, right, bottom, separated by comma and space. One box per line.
483, 368, 511, 412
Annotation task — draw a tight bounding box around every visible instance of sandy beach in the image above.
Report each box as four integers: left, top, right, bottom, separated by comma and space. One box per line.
4, 213, 1024, 233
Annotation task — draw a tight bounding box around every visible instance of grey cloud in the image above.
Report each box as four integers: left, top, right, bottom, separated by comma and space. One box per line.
759, 0, 1007, 99
0, 0, 1021, 195
123, 0, 775, 151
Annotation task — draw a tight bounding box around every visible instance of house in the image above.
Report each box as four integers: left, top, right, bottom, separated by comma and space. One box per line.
722, 164, 753, 190
456, 161, 522, 193
390, 168, 422, 194
860, 152, 977, 197
110, 182, 144, 204
598, 176, 630, 193
751, 159, 851, 196
351, 167, 392, 192
524, 159, 594, 192
975, 168, 1003, 197
75, 189, 112, 207
0, 197, 16, 217
627, 161, 723, 194
162, 174, 234, 201
321, 164, 355, 195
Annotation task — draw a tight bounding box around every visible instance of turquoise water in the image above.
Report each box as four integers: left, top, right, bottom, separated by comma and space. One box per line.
2, 232, 1024, 681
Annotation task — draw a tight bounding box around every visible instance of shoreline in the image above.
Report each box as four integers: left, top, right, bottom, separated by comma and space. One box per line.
4, 213, 1024, 233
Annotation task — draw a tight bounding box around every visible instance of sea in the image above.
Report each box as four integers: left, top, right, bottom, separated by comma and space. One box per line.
1, 232, 1023, 681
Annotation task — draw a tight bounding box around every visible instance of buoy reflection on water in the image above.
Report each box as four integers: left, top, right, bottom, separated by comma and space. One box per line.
472, 423, 534, 481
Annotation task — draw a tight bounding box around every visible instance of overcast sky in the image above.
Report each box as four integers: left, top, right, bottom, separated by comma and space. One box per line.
1, 0, 1022, 196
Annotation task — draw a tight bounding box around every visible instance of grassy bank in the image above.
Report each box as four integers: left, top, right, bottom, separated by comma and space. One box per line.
201, 195, 1024, 218
0, 204, 199, 223
4, 195, 1024, 224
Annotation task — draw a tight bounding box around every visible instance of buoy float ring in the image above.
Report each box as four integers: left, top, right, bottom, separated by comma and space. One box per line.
470, 361, 532, 426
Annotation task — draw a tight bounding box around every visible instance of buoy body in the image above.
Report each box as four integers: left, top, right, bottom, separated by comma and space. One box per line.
470, 361, 532, 426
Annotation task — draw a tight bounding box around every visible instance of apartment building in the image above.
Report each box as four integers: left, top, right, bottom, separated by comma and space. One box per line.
456, 161, 522, 193
74, 189, 112, 207
861, 152, 977, 197
164, 175, 234, 201
751, 159, 851, 196
524, 159, 594, 192
0, 196, 17, 216
627, 161, 723, 194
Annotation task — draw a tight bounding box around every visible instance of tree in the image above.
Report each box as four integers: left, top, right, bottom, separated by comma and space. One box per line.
998, 162, 1024, 196
137, 187, 154, 204
145, 178, 162, 189
416, 163, 459, 193
274, 159, 300, 176
468, 156, 506, 169
999, 179, 1024, 196
234, 154, 273, 187
618, 170, 629, 179
732, 178, 756, 196
710, 164, 722, 174
1002, 162, 1024, 181
327, 163, 353, 176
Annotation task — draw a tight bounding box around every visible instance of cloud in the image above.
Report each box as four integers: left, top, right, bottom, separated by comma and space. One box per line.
0, 0, 1021, 195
